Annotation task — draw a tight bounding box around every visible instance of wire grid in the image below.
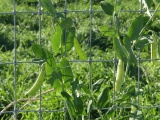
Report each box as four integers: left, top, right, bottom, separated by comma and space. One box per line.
0, 0, 160, 120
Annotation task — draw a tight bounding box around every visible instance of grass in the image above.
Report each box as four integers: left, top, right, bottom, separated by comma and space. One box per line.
0, 0, 160, 119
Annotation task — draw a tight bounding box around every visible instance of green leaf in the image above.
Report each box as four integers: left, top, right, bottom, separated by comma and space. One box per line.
66, 99, 76, 117
123, 36, 137, 64
74, 95, 83, 115
32, 43, 55, 61
97, 87, 109, 109
64, 27, 75, 52
80, 84, 91, 94
74, 38, 87, 60
92, 79, 104, 93
135, 37, 149, 50
41, 0, 57, 17
71, 78, 79, 96
113, 37, 128, 63
128, 15, 144, 41
100, 1, 114, 15
59, 58, 73, 83
53, 78, 62, 92
32, 43, 44, 58
61, 18, 73, 29
46, 69, 62, 85
61, 91, 71, 100
144, 0, 153, 8
52, 25, 62, 53
100, 26, 116, 37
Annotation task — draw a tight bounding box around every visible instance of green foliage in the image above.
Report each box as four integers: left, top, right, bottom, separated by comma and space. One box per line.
1, 0, 160, 120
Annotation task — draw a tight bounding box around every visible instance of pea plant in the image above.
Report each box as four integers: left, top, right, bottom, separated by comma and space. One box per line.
25, 0, 160, 119
2, 0, 160, 119
100, 0, 160, 119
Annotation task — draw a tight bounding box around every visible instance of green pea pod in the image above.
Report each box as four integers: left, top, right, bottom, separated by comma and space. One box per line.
115, 59, 124, 91
25, 63, 46, 96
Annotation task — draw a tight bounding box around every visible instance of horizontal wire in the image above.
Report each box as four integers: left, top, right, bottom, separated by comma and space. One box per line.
0, 9, 160, 15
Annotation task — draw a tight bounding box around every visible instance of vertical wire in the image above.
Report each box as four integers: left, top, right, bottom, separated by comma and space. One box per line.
138, 0, 143, 110
113, 1, 118, 119
140, 0, 143, 14
38, 0, 42, 119
64, 0, 67, 57
137, 49, 141, 106
113, 55, 116, 120
63, 1, 67, 120
88, 0, 93, 119
13, 0, 17, 119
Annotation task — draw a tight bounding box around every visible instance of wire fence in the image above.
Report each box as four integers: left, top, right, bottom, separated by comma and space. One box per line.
0, 0, 160, 120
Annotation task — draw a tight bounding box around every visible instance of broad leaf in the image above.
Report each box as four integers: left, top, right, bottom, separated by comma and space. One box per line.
74, 95, 83, 115
32, 43, 44, 58
61, 18, 73, 29
100, 26, 116, 37
59, 58, 73, 83
41, 0, 57, 17
66, 99, 76, 118
80, 84, 91, 94
123, 36, 137, 64
100, 1, 114, 15
61, 91, 71, 100
74, 38, 87, 60
128, 15, 144, 41
97, 87, 109, 109
135, 37, 150, 50
71, 78, 79, 96
113, 37, 128, 63
32, 43, 55, 61
63, 27, 75, 52
52, 25, 62, 53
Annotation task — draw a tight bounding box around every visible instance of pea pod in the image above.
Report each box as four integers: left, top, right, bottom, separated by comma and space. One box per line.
25, 63, 46, 96
115, 59, 124, 91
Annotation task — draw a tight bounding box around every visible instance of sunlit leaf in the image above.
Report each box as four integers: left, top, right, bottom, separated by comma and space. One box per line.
100, 26, 116, 37
74, 38, 87, 60
63, 27, 75, 52
52, 25, 62, 53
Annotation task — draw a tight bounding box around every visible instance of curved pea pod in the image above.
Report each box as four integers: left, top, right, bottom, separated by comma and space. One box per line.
97, 87, 109, 109
115, 59, 124, 91
25, 63, 46, 96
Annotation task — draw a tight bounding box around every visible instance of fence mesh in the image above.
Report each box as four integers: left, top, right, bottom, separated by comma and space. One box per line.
0, 0, 160, 120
